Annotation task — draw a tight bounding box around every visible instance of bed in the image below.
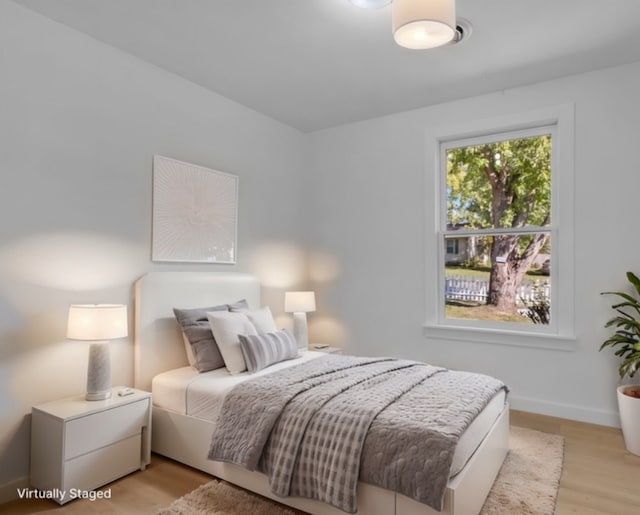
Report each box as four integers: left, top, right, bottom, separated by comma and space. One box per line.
134, 271, 509, 515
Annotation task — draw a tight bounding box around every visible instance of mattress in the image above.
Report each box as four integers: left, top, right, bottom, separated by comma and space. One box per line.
152, 351, 506, 476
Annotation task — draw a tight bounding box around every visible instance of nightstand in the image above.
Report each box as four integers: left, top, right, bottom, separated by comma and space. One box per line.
310, 344, 343, 354
30, 387, 151, 504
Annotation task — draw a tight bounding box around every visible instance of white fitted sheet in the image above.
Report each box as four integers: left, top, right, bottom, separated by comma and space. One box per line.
152, 351, 324, 419
152, 352, 506, 476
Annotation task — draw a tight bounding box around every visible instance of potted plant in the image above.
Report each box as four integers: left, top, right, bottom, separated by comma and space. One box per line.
600, 271, 640, 456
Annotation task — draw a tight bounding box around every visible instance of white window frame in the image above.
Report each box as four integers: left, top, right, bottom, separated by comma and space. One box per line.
424, 105, 575, 351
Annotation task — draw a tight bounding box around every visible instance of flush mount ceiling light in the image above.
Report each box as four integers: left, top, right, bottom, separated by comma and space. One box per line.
350, 0, 469, 50
392, 0, 455, 49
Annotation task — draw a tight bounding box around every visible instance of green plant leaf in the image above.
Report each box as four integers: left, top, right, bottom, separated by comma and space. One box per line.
600, 273, 640, 379
626, 271, 640, 296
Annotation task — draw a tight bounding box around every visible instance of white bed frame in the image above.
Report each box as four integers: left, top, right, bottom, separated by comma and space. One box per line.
134, 272, 509, 515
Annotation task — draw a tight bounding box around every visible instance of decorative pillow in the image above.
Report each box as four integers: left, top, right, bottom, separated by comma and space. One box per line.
230, 306, 277, 334
173, 299, 249, 372
228, 299, 250, 311
238, 328, 299, 373
181, 331, 197, 367
207, 311, 258, 374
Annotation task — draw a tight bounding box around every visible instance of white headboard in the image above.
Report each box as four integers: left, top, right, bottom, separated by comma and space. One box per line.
133, 271, 260, 391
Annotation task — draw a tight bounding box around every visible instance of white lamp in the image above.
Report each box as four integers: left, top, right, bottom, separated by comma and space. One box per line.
392, 0, 456, 49
284, 291, 316, 350
67, 304, 128, 401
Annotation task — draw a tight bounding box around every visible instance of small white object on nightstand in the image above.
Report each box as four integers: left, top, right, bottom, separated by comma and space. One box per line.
30, 387, 151, 504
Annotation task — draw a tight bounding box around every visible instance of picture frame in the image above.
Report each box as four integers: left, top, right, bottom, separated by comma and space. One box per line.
152, 155, 238, 263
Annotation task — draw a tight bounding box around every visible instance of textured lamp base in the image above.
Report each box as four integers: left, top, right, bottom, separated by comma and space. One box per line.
292, 312, 309, 350
86, 342, 111, 401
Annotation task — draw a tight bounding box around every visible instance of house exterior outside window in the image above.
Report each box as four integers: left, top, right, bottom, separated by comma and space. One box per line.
446, 237, 460, 260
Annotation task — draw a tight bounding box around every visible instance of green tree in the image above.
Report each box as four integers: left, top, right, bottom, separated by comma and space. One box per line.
447, 135, 551, 312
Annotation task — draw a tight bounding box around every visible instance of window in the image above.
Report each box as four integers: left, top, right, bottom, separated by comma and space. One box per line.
424, 105, 575, 348
446, 238, 459, 256
443, 128, 552, 326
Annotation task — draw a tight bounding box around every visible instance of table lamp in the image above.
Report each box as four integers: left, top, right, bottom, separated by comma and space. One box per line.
67, 304, 128, 401
284, 291, 316, 350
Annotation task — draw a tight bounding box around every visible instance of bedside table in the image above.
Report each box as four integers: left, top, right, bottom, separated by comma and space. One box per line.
30, 387, 151, 504
310, 344, 343, 354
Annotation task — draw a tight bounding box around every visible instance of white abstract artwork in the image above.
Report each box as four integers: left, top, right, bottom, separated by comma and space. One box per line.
152, 155, 238, 263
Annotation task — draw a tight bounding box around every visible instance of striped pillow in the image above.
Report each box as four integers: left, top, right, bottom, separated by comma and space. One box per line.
238, 328, 299, 373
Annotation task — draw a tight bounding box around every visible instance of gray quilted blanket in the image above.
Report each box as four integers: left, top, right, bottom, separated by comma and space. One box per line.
208, 355, 507, 513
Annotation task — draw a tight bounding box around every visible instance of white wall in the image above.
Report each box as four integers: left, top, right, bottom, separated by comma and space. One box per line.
307, 61, 640, 428
0, 1, 307, 497
3, 0, 640, 502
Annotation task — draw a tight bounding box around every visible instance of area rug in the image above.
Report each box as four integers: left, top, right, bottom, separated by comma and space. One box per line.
157, 426, 564, 515
480, 426, 564, 515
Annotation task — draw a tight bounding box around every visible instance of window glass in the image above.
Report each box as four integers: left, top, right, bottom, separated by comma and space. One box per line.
442, 131, 552, 326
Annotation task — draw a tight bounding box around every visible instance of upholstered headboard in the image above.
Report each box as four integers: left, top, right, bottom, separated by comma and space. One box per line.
133, 271, 260, 391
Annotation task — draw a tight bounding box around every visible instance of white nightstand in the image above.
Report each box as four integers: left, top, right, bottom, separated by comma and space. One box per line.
310, 344, 343, 354
30, 387, 151, 504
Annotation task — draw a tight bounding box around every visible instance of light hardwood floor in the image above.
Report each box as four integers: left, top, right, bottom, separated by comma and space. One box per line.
2, 409, 639, 514
510, 410, 640, 515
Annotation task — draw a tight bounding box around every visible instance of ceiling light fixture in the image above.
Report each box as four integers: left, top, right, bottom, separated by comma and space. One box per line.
392, 0, 455, 49
350, 0, 469, 50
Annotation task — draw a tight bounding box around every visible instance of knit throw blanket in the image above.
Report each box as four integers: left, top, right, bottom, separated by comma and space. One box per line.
208, 355, 507, 513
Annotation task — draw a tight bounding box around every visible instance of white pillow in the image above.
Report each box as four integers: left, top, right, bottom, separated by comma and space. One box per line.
231, 306, 277, 334
207, 311, 258, 374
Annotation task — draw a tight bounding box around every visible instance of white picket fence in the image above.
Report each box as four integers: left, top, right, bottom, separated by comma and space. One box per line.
445, 276, 549, 305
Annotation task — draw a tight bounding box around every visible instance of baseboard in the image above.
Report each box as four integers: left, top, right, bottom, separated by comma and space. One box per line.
0, 475, 29, 504
509, 394, 620, 428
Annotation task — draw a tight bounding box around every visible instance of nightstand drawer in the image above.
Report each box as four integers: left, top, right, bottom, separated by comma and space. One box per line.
65, 434, 142, 497
64, 399, 149, 460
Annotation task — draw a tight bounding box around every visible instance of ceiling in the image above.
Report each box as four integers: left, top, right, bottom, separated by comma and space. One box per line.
13, 0, 640, 132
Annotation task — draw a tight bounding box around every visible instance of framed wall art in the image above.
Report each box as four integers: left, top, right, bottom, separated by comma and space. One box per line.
152, 155, 238, 263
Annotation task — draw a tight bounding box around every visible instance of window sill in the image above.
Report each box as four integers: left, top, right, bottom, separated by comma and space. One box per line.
422, 323, 576, 351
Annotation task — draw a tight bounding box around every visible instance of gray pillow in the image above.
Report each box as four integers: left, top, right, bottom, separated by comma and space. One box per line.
173, 299, 249, 372
238, 328, 299, 373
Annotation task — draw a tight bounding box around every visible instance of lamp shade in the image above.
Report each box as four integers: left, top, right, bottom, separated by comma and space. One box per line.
392, 0, 456, 49
67, 304, 128, 341
284, 292, 316, 313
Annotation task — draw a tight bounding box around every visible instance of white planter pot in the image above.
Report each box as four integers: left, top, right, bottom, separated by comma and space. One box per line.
617, 385, 640, 456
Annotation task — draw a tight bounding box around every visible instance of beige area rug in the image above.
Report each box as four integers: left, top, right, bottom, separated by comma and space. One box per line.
157, 426, 564, 515
480, 426, 564, 515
